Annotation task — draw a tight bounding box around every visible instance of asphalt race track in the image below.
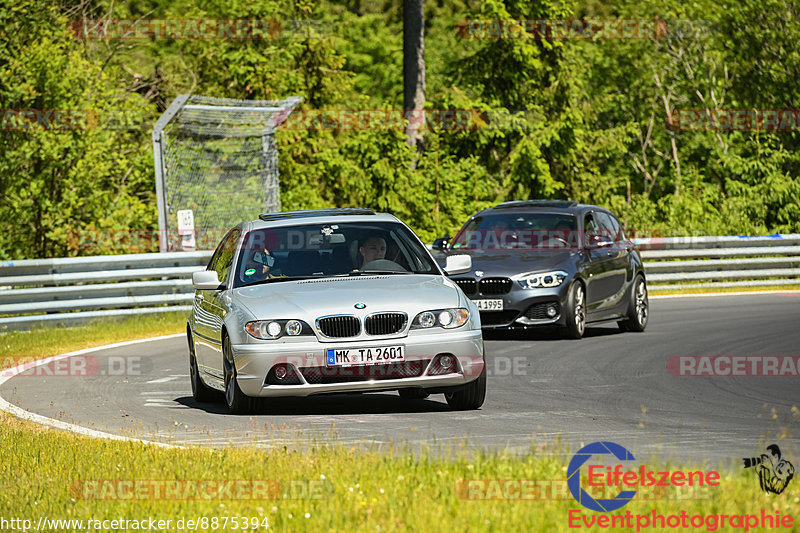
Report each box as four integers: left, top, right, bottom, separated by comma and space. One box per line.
2, 293, 799, 466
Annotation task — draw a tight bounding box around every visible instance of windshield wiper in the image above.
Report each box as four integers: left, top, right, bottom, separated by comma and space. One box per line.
239, 276, 312, 287
354, 270, 413, 275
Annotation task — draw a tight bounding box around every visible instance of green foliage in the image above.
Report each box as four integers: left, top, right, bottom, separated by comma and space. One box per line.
0, 0, 155, 258
1, 0, 799, 259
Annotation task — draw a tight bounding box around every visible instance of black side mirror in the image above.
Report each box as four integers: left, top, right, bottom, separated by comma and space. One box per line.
432, 236, 451, 250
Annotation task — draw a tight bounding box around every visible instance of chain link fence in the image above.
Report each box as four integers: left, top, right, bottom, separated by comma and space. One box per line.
152, 95, 301, 252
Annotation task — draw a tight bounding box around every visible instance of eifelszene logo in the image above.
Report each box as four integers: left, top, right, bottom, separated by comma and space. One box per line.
568, 441, 637, 512
567, 441, 721, 512
743, 444, 795, 494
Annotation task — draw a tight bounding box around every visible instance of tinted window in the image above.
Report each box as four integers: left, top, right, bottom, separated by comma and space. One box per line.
594, 212, 620, 242
451, 213, 578, 250
234, 222, 437, 287
207, 231, 231, 272
209, 229, 240, 285
609, 214, 624, 241
583, 213, 599, 246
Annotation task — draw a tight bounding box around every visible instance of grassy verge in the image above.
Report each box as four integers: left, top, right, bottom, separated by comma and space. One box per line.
1, 314, 798, 531
0, 311, 187, 365
1, 410, 794, 532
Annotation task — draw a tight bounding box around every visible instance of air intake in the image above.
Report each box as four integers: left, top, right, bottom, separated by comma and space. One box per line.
453, 278, 477, 296
317, 315, 361, 338
365, 313, 407, 335
479, 277, 512, 295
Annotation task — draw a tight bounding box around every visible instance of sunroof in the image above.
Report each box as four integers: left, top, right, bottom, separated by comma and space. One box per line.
492, 200, 578, 209
258, 208, 376, 221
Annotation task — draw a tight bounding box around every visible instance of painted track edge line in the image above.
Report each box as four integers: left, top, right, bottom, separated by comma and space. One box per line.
0, 333, 185, 449
650, 289, 800, 299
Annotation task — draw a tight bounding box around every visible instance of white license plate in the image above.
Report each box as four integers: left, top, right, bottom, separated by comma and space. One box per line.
474, 299, 504, 311
325, 345, 405, 367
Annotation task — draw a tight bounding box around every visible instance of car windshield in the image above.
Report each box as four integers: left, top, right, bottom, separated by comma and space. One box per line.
451, 213, 579, 250
234, 221, 439, 288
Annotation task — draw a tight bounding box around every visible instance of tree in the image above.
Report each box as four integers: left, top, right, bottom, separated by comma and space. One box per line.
403, 0, 426, 152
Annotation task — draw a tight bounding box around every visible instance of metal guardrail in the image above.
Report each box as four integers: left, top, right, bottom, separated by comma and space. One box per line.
0, 252, 212, 330
635, 234, 800, 290
0, 234, 798, 330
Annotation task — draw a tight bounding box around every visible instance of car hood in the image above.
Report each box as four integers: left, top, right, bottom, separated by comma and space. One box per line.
232, 274, 461, 319
436, 249, 579, 277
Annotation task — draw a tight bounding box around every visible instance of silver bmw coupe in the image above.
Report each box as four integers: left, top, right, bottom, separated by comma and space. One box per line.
187, 208, 486, 414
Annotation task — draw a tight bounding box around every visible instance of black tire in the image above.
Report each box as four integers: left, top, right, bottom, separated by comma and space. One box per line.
223, 335, 253, 414
563, 281, 586, 339
398, 388, 430, 400
445, 368, 486, 410
619, 274, 648, 333
188, 327, 215, 403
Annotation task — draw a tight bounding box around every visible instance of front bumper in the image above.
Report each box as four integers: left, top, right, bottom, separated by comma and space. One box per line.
231, 329, 484, 397
473, 284, 570, 329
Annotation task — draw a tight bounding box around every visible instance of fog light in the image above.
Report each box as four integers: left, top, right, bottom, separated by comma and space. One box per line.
440, 355, 455, 371
285, 320, 302, 336
266, 363, 301, 385
266, 321, 282, 337
546, 305, 558, 318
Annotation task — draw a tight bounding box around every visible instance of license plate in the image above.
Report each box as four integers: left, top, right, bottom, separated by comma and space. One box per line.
325, 345, 405, 367
474, 299, 504, 311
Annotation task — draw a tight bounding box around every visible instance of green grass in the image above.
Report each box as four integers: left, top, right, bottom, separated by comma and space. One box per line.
1, 415, 796, 532
0, 311, 187, 366
2, 313, 799, 531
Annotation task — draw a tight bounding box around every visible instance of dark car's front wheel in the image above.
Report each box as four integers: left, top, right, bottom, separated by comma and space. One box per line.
223, 335, 254, 414
563, 281, 586, 339
445, 368, 486, 410
619, 274, 648, 332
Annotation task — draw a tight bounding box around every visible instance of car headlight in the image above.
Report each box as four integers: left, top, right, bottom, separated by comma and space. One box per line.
411, 308, 470, 329
514, 270, 568, 289
245, 319, 313, 339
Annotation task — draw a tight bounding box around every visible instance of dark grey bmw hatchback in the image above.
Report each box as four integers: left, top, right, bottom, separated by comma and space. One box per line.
432, 200, 648, 339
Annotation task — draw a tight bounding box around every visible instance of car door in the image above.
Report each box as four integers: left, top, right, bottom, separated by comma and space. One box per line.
593, 211, 630, 313
196, 229, 240, 380
582, 211, 617, 314
192, 240, 223, 372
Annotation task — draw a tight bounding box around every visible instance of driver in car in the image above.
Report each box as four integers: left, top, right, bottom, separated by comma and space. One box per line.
358, 236, 387, 267
243, 249, 283, 282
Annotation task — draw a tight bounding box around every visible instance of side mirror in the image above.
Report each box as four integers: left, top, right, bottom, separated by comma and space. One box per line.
432, 236, 451, 250
192, 270, 224, 290
444, 254, 472, 276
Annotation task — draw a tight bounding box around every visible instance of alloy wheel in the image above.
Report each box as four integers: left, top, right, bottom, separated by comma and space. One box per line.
635, 280, 648, 326
574, 285, 586, 335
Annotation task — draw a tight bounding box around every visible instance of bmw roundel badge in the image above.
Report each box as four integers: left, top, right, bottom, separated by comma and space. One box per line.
354, 303, 367, 309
